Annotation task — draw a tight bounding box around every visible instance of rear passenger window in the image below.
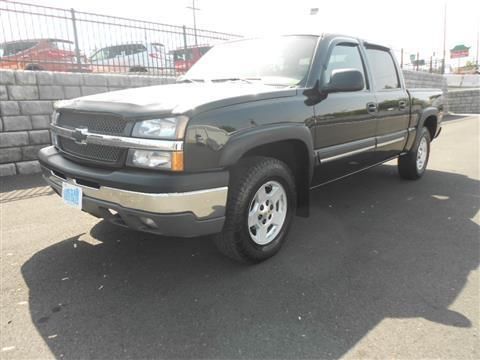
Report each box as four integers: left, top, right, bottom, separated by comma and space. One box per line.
323, 44, 367, 89
127, 44, 147, 55
365, 48, 400, 90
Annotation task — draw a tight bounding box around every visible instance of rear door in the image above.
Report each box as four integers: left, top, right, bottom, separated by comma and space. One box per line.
312, 39, 378, 185
125, 44, 148, 69
364, 45, 409, 159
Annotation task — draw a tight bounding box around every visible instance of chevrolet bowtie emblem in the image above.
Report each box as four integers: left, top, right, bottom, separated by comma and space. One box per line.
72, 128, 89, 145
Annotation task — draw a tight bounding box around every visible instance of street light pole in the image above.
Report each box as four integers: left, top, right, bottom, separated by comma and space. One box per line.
187, 0, 200, 46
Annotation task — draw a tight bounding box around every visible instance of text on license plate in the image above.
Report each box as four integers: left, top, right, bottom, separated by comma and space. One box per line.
62, 183, 83, 209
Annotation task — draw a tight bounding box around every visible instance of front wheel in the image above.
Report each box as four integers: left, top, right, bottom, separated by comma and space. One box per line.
214, 157, 296, 263
398, 127, 431, 180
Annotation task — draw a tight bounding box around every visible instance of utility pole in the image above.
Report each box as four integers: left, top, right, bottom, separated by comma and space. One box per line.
476, 29, 479, 69
187, 0, 200, 46
441, 3, 447, 74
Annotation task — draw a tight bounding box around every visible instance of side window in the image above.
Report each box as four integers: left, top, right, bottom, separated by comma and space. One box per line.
127, 44, 147, 56
90, 48, 105, 61
116, 45, 128, 57
323, 44, 367, 89
199, 46, 210, 55
365, 48, 400, 90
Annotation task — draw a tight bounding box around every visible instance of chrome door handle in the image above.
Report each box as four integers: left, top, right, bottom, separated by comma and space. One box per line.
367, 102, 377, 113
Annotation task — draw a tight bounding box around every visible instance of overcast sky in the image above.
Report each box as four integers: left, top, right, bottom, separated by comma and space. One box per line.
13, 0, 480, 61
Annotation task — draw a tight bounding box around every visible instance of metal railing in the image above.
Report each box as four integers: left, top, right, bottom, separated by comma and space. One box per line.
0, 0, 242, 75
394, 48, 479, 74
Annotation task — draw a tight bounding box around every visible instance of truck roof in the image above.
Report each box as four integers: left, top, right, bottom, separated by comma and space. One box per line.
220, 33, 392, 52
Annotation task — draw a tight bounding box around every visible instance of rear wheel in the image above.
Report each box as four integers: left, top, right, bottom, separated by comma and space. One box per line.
214, 157, 296, 263
398, 126, 431, 180
24, 64, 42, 71
129, 66, 147, 72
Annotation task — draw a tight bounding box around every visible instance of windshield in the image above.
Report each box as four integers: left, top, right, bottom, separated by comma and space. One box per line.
185, 35, 318, 86
49, 40, 75, 52
0, 41, 38, 57
173, 49, 193, 61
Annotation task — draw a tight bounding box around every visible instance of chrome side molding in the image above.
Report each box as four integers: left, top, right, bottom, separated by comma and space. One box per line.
321, 145, 375, 163
376, 136, 406, 148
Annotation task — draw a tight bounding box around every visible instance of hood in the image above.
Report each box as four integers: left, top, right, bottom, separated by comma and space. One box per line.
57, 82, 298, 118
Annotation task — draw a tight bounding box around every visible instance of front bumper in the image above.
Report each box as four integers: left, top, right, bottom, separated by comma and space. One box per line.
39, 146, 229, 237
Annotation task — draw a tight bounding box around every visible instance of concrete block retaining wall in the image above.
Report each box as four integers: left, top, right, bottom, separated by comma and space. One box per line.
447, 89, 480, 114
403, 70, 479, 115
0, 70, 174, 176
403, 70, 448, 93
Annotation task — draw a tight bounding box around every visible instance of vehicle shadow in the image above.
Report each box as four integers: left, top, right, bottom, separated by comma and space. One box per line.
21, 166, 479, 359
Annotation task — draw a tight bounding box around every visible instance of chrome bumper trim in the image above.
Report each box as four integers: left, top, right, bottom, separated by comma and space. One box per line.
50, 124, 184, 151
44, 170, 227, 219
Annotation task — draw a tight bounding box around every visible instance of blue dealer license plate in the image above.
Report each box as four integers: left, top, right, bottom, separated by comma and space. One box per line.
62, 183, 82, 209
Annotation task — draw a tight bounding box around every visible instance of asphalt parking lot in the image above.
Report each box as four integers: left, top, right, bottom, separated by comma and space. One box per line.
1, 115, 479, 359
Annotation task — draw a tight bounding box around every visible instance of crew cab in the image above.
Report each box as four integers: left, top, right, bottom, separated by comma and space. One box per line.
39, 34, 444, 263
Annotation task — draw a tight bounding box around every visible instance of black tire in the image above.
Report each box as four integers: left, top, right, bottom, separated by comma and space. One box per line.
398, 127, 431, 180
24, 64, 42, 71
129, 66, 148, 72
214, 156, 297, 263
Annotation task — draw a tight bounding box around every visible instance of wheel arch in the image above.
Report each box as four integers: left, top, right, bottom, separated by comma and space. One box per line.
406, 108, 438, 151
418, 107, 438, 139
423, 115, 438, 140
219, 124, 315, 217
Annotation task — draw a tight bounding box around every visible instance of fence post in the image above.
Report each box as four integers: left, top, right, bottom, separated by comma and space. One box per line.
182, 25, 188, 52
416, 52, 419, 71
70, 8, 82, 68
400, 48, 403, 68
182, 25, 189, 72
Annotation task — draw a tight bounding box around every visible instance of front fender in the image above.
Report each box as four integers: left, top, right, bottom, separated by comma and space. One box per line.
219, 123, 316, 181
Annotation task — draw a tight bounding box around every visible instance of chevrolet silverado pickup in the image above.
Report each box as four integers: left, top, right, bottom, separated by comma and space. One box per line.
39, 34, 444, 263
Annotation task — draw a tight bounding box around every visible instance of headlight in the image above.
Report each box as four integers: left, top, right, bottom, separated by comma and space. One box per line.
127, 149, 184, 171
132, 116, 188, 139
51, 111, 59, 125
51, 111, 59, 147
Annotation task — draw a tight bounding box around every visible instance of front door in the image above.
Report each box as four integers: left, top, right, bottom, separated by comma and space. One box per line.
312, 42, 378, 185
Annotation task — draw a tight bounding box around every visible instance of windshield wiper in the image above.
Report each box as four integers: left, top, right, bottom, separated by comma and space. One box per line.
176, 76, 204, 84
210, 77, 262, 84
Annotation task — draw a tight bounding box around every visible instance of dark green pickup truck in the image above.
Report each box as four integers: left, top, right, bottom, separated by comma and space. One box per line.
39, 34, 444, 263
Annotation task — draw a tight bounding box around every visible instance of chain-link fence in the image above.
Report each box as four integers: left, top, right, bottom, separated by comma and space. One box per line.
0, 0, 242, 76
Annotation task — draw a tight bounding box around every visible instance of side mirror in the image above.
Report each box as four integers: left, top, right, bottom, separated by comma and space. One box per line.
325, 69, 364, 93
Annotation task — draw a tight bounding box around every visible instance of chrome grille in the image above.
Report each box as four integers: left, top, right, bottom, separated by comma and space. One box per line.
57, 112, 127, 135
58, 137, 124, 164
55, 112, 129, 166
